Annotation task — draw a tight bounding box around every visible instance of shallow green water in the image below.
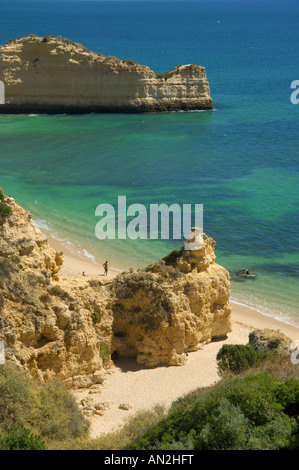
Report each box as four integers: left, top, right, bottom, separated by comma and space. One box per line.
0, 0, 299, 326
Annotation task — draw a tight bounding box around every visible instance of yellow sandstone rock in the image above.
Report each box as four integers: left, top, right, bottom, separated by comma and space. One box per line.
110, 236, 231, 367
0, 35, 213, 113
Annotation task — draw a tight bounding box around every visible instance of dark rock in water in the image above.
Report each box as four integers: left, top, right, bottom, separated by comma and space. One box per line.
230, 268, 255, 281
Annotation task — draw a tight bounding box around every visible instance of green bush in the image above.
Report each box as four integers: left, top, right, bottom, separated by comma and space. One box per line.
100, 342, 110, 363
0, 189, 12, 216
0, 428, 47, 450
216, 344, 273, 375
194, 398, 249, 450
0, 202, 12, 217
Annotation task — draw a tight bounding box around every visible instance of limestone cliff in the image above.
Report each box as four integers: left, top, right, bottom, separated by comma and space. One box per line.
0, 35, 213, 113
0, 195, 230, 387
0, 196, 109, 388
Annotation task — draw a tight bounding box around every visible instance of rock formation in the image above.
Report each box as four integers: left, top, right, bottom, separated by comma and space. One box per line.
0, 35, 213, 113
0, 195, 231, 387
111, 237, 231, 366
249, 328, 293, 354
0, 195, 111, 388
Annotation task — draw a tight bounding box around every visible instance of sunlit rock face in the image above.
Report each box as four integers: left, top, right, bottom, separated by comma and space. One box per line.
0, 35, 213, 113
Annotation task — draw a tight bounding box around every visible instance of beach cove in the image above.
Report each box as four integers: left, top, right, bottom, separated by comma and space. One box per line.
45, 233, 299, 438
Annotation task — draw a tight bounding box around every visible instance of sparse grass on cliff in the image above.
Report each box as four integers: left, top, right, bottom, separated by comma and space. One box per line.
0, 364, 89, 448
0, 189, 12, 217
99, 342, 110, 363
47, 284, 73, 300
0, 259, 11, 278
91, 310, 101, 325
162, 249, 183, 265
155, 71, 173, 80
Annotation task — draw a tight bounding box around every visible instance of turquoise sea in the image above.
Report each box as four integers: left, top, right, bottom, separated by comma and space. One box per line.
0, 0, 299, 326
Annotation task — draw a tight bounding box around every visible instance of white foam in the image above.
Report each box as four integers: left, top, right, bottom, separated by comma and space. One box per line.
82, 248, 96, 264
33, 218, 99, 264
231, 297, 299, 328
34, 218, 51, 231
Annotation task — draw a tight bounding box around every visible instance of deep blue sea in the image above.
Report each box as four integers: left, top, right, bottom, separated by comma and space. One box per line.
0, 0, 299, 326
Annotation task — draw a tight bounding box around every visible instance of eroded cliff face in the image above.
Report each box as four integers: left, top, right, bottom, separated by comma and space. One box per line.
0, 35, 213, 113
0, 197, 111, 388
0, 196, 230, 387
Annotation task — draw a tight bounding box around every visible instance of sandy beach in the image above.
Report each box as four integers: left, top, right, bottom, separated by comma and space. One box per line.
47, 232, 299, 439
45, 231, 122, 279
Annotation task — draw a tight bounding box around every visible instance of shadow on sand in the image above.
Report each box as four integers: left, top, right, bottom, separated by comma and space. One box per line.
113, 356, 171, 373
112, 336, 228, 373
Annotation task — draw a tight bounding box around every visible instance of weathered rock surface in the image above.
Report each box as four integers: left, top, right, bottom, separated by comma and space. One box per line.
0, 196, 111, 388
111, 237, 231, 367
0, 35, 213, 113
248, 328, 293, 354
0, 195, 231, 387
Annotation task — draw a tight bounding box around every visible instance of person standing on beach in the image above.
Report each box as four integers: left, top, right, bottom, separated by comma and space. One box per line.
103, 261, 108, 276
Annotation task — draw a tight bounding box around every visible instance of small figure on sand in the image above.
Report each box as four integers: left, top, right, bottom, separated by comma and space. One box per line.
103, 261, 108, 276
82, 271, 86, 277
